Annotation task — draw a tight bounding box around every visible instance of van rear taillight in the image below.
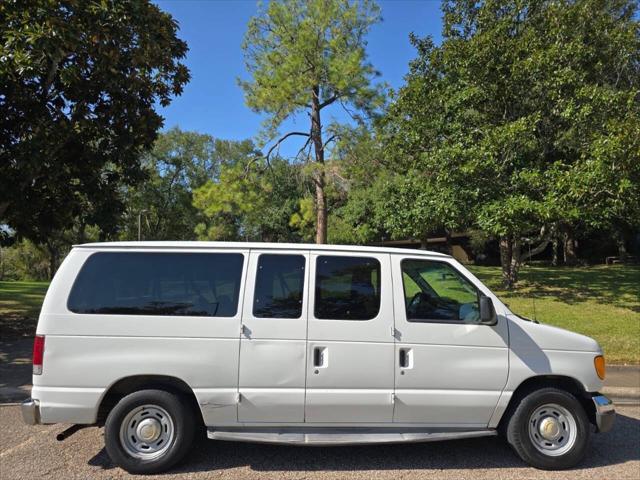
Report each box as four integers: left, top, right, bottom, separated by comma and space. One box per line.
33, 335, 45, 375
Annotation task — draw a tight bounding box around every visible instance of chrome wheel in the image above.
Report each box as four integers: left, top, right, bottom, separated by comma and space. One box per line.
119, 404, 175, 460
528, 403, 577, 456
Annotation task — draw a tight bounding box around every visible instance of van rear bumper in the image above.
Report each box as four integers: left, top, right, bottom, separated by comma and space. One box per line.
592, 394, 615, 433
21, 399, 41, 425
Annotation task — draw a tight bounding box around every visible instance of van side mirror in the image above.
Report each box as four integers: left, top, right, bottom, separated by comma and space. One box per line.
479, 295, 496, 325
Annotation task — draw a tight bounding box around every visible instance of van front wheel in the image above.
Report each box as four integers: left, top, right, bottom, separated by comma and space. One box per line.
505, 387, 590, 470
105, 389, 195, 474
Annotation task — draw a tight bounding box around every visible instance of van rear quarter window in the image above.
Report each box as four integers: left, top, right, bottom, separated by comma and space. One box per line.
67, 252, 244, 317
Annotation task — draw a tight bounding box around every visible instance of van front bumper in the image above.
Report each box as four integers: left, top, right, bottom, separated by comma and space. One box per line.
592, 394, 615, 433
21, 398, 41, 425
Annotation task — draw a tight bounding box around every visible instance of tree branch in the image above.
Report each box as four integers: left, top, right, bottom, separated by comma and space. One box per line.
265, 131, 311, 161
319, 94, 339, 109
243, 131, 311, 176
321, 134, 339, 152
521, 226, 552, 262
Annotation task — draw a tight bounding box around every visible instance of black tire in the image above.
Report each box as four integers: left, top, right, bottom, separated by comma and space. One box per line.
104, 389, 195, 474
505, 387, 591, 470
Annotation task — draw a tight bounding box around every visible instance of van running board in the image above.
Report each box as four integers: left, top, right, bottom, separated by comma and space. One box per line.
207, 428, 497, 446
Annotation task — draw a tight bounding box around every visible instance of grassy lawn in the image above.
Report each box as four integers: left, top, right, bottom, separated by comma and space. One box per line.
1, 265, 638, 363
470, 265, 640, 365
0, 281, 50, 336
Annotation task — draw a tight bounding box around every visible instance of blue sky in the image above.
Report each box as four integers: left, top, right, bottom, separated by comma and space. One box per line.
154, 0, 443, 156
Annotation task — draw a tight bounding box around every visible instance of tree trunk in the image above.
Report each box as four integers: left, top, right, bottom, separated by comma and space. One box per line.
551, 236, 559, 266
562, 226, 578, 265
444, 229, 453, 256
46, 242, 59, 281
499, 235, 522, 289
310, 86, 327, 244
614, 229, 628, 262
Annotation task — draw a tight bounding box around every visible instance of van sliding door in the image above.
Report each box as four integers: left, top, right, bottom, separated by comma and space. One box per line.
304, 252, 395, 423
237, 250, 310, 423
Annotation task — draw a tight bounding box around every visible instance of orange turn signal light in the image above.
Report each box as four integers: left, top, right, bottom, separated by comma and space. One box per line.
594, 355, 606, 380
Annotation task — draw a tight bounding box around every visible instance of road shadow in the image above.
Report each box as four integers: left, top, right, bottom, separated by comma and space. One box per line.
88, 414, 640, 474
0, 337, 33, 403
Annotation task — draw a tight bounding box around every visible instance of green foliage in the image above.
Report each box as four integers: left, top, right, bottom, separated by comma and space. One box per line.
0, 240, 50, 281
379, 0, 640, 285
240, 0, 382, 138
193, 158, 308, 242
0, 0, 190, 243
240, 0, 384, 242
119, 128, 251, 241
289, 197, 316, 242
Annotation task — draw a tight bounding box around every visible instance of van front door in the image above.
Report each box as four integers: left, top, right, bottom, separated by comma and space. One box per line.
305, 252, 395, 423
238, 250, 309, 423
391, 256, 509, 426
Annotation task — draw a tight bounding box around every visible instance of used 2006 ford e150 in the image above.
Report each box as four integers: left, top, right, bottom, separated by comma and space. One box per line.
22, 242, 615, 474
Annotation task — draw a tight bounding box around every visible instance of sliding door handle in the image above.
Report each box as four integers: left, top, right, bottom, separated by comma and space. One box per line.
313, 346, 327, 368
399, 348, 412, 369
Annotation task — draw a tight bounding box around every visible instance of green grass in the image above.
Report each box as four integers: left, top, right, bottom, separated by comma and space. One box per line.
0, 281, 50, 336
1, 265, 638, 363
470, 265, 640, 365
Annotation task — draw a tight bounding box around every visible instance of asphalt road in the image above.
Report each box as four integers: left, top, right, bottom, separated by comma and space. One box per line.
1, 405, 639, 480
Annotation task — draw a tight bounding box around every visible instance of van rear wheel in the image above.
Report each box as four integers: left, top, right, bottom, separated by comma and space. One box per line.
505, 387, 590, 470
105, 389, 195, 474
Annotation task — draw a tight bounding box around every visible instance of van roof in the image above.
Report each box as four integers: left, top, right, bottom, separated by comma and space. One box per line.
74, 241, 450, 258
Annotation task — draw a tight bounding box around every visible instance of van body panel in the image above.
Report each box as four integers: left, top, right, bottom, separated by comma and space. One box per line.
33, 335, 240, 425
390, 255, 510, 425
237, 250, 310, 423
505, 316, 604, 392
31, 385, 102, 424
305, 252, 395, 423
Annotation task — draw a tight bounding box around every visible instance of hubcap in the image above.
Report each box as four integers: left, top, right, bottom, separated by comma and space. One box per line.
119, 404, 175, 460
136, 418, 162, 442
528, 403, 577, 456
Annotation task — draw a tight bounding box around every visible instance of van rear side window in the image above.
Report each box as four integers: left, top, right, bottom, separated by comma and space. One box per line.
67, 252, 244, 317
314, 256, 381, 320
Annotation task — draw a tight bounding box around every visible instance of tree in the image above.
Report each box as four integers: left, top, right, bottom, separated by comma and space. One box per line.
240, 0, 383, 243
381, 0, 639, 288
193, 157, 308, 242
0, 1, 189, 248
119, 128, 225, 241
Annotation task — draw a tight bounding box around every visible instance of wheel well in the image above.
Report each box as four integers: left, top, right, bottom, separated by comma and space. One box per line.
497, 375, 595, 432
96, 375, 204, 426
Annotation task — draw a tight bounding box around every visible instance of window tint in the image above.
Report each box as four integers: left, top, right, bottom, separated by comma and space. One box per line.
401, 259, 480, 323
68, 252, 244, 317
314, 256, 380, 320
253, 254, 305, 318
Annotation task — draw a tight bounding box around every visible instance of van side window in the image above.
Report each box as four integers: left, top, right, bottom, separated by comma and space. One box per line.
67, 252, 244, 317
253, 254, 305, 318
401, 259, 480, 323
314, 256, 380, 320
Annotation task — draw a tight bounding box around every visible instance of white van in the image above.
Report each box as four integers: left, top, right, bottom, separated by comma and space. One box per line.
22, 242, 614, 473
